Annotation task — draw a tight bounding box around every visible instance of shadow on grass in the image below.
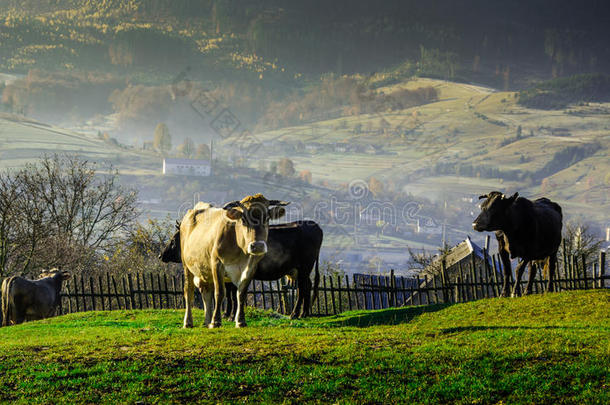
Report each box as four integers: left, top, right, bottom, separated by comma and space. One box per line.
315, 303, 453, 328
440, 325, 609, 334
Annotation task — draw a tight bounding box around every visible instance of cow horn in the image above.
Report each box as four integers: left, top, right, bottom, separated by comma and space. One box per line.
223, 200, 245, 210
268, 200, 291, 206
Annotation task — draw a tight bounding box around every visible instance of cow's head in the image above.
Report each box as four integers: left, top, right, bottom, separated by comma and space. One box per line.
472, 191, 518, 232
159, 220, 182, 263
223, 194, 289, 256
38, 269, 71, 281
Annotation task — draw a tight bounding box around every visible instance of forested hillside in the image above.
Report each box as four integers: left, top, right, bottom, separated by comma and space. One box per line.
1, 0, 609, 82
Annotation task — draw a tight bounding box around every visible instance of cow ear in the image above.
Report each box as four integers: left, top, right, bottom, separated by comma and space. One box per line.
478, 194, 488, 200
224, 208, 243, 221
61, 271, 71, 280
268, 206, 286, 220
509, 192, 519, 202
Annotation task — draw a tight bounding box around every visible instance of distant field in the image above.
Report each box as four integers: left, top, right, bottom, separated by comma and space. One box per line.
1, 77, 608, 223
251, 78, 610, 222
0, 115, 159, 174
0, 290, 608, 403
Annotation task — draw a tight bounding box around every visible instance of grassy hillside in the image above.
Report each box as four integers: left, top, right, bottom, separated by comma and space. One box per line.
0, 114, 159, 173
251, 78, 610, 222
0, 290, 608, 403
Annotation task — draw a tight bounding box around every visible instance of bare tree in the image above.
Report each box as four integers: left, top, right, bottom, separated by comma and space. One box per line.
559, 222, 604, 269
0, 155, 139, 277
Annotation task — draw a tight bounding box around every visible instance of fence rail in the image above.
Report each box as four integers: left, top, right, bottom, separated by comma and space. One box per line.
51, 251, 608, 317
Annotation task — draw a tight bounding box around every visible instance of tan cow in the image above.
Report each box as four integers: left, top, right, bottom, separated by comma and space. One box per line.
180, 194, 288, 328
1, 269, 71, 326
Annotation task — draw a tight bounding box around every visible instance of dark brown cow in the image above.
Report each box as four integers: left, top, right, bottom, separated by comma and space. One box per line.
225, 220, 323, 319
1, 269, 71, 326
473, 191, 563, 297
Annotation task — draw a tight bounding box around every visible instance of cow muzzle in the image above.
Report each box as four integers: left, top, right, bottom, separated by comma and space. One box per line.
247, 241, 268, 256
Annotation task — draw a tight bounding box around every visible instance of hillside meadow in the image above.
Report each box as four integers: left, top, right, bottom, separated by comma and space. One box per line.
0, 290, 608, 403
251, 78, 610, 222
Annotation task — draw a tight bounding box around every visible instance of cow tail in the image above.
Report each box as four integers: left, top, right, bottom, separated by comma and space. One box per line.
1, 277, 13, 327
311, 257, 320, 308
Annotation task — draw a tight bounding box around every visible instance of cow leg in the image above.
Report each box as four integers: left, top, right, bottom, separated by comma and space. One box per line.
299, 277, 312, 318
209, 260, 225, 329
547, 254, 557, 293
511, 259, 529, 297
224, 282, 236, 319
230, 284, 238, 320
290, 284, 303, 319
201, 286, 214, 327
183, 270, 195, 328
498, 240, 512, 298
13, 300, 26, 325
524, 262, 536, 295
235, 257, 258, 328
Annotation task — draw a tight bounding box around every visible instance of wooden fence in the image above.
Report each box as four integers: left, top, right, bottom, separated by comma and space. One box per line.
55, 251, 608, 317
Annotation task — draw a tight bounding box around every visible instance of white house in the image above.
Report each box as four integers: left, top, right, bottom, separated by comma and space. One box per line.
162, 158, 211, 177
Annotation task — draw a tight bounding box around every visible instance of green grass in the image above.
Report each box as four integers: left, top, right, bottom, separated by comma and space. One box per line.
1, 290, 608, 403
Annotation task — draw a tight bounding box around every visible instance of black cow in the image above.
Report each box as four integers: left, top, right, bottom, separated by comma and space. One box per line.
473, 191, 563, 297
2, 269, 71, 326
160, 220, 323, 319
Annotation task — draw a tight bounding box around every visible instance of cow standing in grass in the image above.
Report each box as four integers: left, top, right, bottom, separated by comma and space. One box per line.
225, 220, 323, 319
473, 192, 563, 297
160, 220, 323, 319
179, 195, 288, 328
1, 269, 71, 326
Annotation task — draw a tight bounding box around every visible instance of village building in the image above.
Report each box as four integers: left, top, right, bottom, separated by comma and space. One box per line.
162, 158, 211, 176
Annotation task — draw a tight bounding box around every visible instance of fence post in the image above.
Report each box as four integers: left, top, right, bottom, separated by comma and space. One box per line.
581, 254, 588, 290
599, 251, 606, 289
457, 263, 467, 301
408, 277, 415, 306
156, 274, 163, 309
375, 276, 383, 308
329, 276, 337, 314
276, 280, 284, 314
352, 274, 360, 310
134, 274, 141, 309
163, 274, 170, 309
66, 281, 73, 314
281, 279, 289, 315
345, 274, 352, 311
80, 276, 87, 312
440, 260, 449, 303
97, 276, 105, 311
141, 273, 148, 308
149, 273, 157, 309
88, 277, 96, 311
337, 275, 343, 313
454, 276, 461, 303
470, 253, 478, 300
491, 255, 499, 297
424, 276, 431, 304
170, 276, 177, 309
322, 276, 329, 314
128, 274, 135, 310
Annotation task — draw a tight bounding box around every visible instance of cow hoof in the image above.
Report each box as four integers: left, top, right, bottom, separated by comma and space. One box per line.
208, 322, 222, 329
183, 324, 193, 329
236, 322, 247, 328
289, 313, 298, 320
